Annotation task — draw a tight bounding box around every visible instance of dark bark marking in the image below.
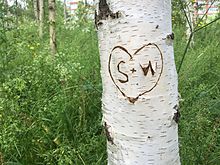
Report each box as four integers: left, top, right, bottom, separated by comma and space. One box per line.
108, 43, 163, 104
128, 97, 139, 104
167, 33, 175, 40
162, 32, 175, 40
95, 0, 120, 29
140, 61, 156, 76
117, 61, 129, 83
104, 122, 114, 145
130, 68, 137, 73
173, 104, 180, 123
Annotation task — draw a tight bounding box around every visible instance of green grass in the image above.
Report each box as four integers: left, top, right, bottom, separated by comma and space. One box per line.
175, 23, 220, 164
0, 17, 220, 164
0, 20, 106, 164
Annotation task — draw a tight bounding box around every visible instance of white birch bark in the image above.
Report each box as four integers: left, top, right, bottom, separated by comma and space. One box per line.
48, 0, 56, 56
96, 0, 180, 164
33, 0, 39, 21
39, 0, 44, 38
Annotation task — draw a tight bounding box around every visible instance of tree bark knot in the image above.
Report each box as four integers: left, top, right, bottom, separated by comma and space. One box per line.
173, 104, 180, 123
104, 122, 114, 145
95, 0, 120, 28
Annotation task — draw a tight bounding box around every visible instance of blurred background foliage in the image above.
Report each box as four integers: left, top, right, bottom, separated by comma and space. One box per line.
0, 0, 220, 164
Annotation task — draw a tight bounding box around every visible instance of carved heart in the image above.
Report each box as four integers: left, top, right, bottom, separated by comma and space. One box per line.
108, 43, 163, 103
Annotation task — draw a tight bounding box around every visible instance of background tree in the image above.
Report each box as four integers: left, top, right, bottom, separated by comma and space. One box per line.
48, 0, 56, 56
39, 0, 44, 38
4, 0, 9, 15
96, 0, 180, 164
33, 0, 39, 21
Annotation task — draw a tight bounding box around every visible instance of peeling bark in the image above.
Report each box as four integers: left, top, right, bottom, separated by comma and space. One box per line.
104, 122, 115, 145
96, 0, 180, 164
173, 104, 181, 123
95, 0, 120, 29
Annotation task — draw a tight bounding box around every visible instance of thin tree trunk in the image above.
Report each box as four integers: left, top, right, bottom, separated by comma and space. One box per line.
96, 0, 180, 164
3, 0, 10, 28
4, 0, 9, 14
33, 0, 39, 21
15, 0, 18, 24
84, 0, 88, 6
39, 0, 44, 38
48, 0, 56, 56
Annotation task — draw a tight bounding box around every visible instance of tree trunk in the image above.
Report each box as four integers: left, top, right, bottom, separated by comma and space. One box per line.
48, 0, 56, 56
15, 0, 18, 24
33, 0, 39, 21
4, 0, 9, 14
96, 0, 180, 164
3, 0, 10, 28
84, 0, 88, 6
39, 0, 44, 38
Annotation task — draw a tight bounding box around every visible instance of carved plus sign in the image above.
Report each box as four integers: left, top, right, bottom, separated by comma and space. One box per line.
130, 68, 136, 73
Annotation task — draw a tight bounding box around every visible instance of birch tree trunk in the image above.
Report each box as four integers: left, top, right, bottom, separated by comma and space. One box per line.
84, 0, 88, 6
4, 0, 9, 15
33, 0, 39, 21
15, 0, 18, 24
48, 0, 56, 56
95, 0, 180, 164
39, 0, 44, 38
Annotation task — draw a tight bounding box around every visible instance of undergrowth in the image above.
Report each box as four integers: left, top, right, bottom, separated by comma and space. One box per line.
174, 22, 220, 164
